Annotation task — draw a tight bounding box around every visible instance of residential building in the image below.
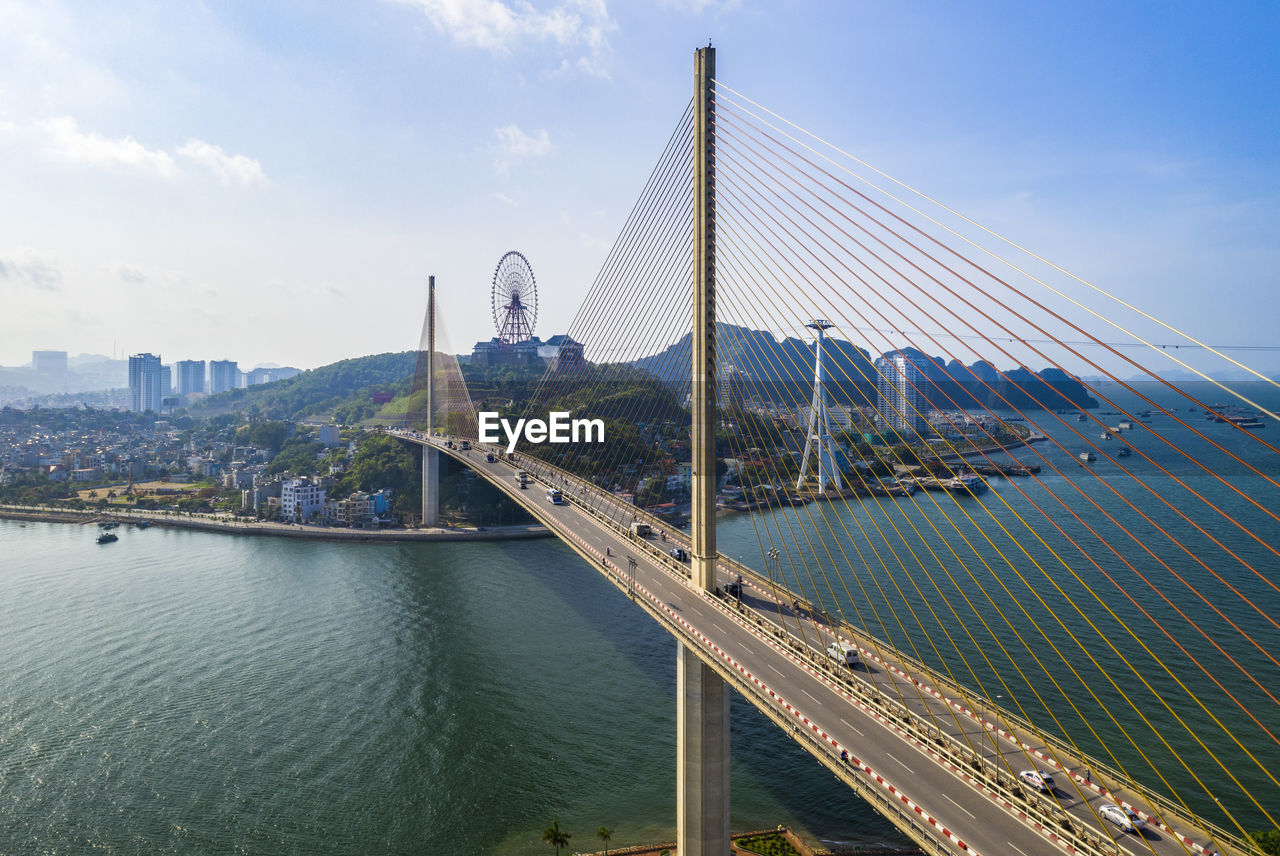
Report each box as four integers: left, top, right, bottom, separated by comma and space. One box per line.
318, 424, 340, 445
281, 476, 326, 522
243, 475, 283, 514
874, 352, 927, 439
128, 353, 165, 413
209, 360, 239, 394
176, 360, 206, 395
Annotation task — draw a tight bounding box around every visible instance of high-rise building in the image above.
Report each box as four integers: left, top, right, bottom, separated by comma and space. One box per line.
176, 360, 206, 395
128, 353, 164, 413
209, 360, 239, 394
875, 352, 927, 439
161, 365, 172, 397
32, 350, 68, 373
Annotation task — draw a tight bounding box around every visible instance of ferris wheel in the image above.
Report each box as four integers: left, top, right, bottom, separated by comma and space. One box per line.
491, 250, 538, 344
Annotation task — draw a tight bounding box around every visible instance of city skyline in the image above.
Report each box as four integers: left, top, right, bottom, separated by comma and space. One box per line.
2, 1, 1278, 377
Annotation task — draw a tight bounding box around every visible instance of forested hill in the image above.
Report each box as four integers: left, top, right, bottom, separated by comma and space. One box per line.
187, 352, 418, 422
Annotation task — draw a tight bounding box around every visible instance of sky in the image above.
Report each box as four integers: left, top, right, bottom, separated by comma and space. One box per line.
1, 0, 1278, 377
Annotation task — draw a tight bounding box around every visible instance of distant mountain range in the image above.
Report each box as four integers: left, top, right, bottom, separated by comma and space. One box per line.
632, 323, 1098, 411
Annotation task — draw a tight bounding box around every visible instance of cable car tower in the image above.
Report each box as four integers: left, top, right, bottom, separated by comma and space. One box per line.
796, 319, 842, 494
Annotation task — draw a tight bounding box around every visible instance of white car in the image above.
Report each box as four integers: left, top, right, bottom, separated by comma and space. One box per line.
1019, 769, 1056, 792
1098, 803, 1145, 833
825, 640, 860, 668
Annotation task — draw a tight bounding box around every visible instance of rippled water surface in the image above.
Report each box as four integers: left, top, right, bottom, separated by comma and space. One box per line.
0, 520, 901, 855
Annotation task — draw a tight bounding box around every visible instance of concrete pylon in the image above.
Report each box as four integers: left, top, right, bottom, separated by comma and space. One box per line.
679, 44, 731, 856
422, 275, 440, 527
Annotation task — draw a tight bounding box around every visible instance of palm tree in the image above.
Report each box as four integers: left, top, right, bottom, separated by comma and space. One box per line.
542, 819, 570, 856
597, 825, 614, 855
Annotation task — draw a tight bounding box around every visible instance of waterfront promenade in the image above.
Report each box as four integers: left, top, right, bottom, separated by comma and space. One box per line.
0, 503, 551, 542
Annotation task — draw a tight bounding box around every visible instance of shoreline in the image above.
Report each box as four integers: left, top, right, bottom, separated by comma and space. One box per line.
0, 505, 552, 543
935, 432, 1045, 464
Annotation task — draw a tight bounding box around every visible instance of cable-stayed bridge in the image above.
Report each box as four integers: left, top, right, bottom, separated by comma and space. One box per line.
396, 47, 1278, 856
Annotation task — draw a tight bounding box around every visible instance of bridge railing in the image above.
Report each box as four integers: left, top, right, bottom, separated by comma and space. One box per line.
698, 534, 1248, 855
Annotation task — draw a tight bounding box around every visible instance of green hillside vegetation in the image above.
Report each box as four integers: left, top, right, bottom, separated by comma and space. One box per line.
189, 352, 418, 422
329, 433, 422, 518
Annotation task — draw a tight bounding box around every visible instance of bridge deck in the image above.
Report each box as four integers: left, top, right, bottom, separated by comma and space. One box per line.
397, 430, 1242, 856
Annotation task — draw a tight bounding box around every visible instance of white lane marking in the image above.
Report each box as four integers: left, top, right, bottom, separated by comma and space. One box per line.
942, 792, 976, 819
885, 752, 915, 774
767, 663, 786, 678
712, 623, 727, 634
1006, 842, 1033, 856
839, 717, 865, 737
801, 688, 823, 706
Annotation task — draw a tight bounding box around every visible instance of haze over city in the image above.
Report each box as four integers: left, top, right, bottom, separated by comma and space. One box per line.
2, 1, 1278, 376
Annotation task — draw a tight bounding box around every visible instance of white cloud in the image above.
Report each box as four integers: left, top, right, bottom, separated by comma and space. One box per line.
492, 123, 554, 173
0, 249, 64, 291
177, 139, 267, 186
37, 116, 177, 177
29, 117, 265, 186
116, 264, 148, 284
398, 0, 615, 76
104, 261, 191, 290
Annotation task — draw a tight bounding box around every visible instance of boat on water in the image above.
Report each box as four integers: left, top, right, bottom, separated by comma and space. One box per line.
96, 532, 118, 544
1117, 446, 1132, 457
1078, 451, 1096, 463
1101, 431, 1113, 440
947, 472, 987, 493
135, 520, 151, 529
1076, 413, 1087, 422
97, 520, 118, 529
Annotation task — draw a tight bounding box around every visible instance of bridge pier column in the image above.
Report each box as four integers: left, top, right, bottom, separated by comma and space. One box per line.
422, 447, 439, 527
677, 642, 731, 856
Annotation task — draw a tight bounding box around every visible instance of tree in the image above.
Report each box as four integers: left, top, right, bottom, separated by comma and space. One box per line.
541, 819, 570, 856
597, 826, 613, 855
1252, 829, 1280, 856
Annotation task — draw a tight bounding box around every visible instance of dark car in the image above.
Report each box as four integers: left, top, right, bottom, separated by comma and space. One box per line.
485, 453, 496, 463
670, 547, 690, 562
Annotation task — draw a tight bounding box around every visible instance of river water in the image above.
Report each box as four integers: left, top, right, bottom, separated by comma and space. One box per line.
0, 519, 903, 855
